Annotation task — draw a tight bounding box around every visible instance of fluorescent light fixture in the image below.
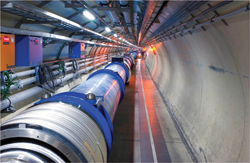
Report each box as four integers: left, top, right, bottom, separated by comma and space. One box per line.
105, 27, 111, 32
114, 34, 118, 37
83, 10, 95, 20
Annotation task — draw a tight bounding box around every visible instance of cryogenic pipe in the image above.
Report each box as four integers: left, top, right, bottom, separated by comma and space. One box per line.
1, 65, 73, 91
100, 0, 127, 34
124, 52, 136, 66
1, 57, 109, 91
0, 102, 107, 162
0, 58, 90, 81
130, 52, 137, 60
0, 60, 108, 111
0, 58, 132, 163
119, 0, 132, 33
124, 55, 133, 68
0, 54, 108, 82
122, 53, 135, 83
85, 61, 94, 65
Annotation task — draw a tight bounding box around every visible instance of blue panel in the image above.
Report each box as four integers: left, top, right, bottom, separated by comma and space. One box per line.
15, 36, 29, 66
29, 37, 43, 65
69, 42, 85, 58
15, 36, 43, 66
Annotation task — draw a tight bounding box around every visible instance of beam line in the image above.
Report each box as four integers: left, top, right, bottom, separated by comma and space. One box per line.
64, 3, 97, 8
113, 24, 133, 27
23, 20, 62, 24
137, 1, 157, 46
97, 6, 130, 12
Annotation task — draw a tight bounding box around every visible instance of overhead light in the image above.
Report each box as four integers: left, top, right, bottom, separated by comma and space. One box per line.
119, 37, 121, 40
114, 34, 118, 37
83, 10, 95, 20
105, 27, 111, 32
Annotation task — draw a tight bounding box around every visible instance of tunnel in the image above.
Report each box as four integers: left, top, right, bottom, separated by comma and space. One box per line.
0, 1, 249, 163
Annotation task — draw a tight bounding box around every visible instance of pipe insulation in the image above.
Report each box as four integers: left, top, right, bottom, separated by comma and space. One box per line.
0, 59, 110, 111
0, 55, 109, 82
0, 54, 135, 163
119, 0, 132, 33
0, 57, 107, 91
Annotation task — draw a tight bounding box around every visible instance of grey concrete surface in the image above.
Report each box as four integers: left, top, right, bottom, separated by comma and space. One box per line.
145, 8, 249, 162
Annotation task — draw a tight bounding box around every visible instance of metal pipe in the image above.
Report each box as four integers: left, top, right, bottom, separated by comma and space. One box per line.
0, 72, 72, 110
0, 56, 106, 92
141, 1, 169, 42
1, 57, 95, 81
1, 66, 73, 91
119, 0, 132, 33
138, 1, 158, 45
164, 4, 250, 41
150, 1, 206, 39
100, 1, 127, 35
150, 1, 233, 42
0, 56, 133, 162
1, 102, 107, 162
79, 0, 135, 47
0, 60, 109, 111
105, 64, 127, 83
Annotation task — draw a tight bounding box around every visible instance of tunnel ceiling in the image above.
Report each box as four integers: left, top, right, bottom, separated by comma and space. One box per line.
1, 0, 244, 48
0, 0, 192, 47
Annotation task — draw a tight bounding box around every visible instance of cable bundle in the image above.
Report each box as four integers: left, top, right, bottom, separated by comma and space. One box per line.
72, 59, 78, 73
58, 61, 66, 77
37, 64, 56, 93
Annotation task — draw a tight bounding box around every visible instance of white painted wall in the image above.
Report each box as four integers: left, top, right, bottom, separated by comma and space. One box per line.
145, 9, 249, 162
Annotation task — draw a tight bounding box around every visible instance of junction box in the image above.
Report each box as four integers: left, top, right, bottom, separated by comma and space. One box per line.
69, 42, 86, 58
0, 34, 15, 71
15, 36, 43, 67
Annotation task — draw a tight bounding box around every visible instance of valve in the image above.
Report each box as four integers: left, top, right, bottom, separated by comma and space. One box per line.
14, 79, 23, 90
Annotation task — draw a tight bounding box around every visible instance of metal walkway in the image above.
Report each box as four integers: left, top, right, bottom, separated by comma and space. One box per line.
108, 59, 193, 162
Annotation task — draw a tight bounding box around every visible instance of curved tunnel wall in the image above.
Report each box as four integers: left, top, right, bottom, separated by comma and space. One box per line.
145, 10, 249, 162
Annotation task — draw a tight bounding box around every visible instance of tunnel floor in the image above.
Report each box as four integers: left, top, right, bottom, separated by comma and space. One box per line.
108, 59, 193, 162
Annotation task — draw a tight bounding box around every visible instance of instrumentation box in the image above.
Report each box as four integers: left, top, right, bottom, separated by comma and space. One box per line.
0, 34, 15, 71
69, 42, 86, 58
15, 36, 43, 67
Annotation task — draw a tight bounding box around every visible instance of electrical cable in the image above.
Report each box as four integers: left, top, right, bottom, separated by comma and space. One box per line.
59, 60, 66, 77
72, 59, 79, 73
0, 71, 17, 99
37, 64, 57, 93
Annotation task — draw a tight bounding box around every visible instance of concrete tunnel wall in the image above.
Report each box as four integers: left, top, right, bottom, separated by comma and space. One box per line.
145, 9, 249, 162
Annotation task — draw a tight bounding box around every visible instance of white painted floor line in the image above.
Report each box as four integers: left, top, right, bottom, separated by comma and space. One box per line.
133, 90, 141, 163
139, 61, 158, 163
